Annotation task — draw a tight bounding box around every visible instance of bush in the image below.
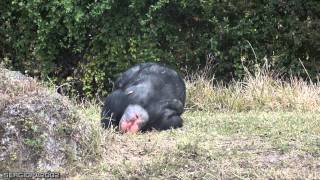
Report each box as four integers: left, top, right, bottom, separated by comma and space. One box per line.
1, 0, 319, 97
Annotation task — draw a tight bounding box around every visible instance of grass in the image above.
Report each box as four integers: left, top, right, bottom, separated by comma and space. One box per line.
71, 110, 320, 179
69, 63, 320, 179
186, 72, 320, 112
3, 62, 319, 178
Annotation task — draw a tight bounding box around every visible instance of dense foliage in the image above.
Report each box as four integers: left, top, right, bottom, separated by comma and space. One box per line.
1, 0, 319, 97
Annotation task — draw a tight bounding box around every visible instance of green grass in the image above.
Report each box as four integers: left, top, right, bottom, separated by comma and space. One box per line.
70, 65, 320, 179
71, 110, 320, 179
2, 63, 319, 178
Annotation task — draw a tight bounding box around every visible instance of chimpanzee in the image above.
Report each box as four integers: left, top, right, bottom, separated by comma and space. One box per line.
101, 62, 186, 133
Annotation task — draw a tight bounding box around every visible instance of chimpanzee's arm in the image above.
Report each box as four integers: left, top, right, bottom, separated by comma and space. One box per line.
155, 110, 183, 130
101, 90, 129, 128
149, 99, 184, 130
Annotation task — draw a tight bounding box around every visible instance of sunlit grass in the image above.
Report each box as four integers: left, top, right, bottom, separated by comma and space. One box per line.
70, 110, 320, 179
70, 64, 320, 179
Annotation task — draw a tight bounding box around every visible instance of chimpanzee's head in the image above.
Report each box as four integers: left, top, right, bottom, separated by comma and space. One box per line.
119, 104, 149, 133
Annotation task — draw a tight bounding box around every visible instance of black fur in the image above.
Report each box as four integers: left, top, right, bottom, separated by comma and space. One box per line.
101, 62, 186, 131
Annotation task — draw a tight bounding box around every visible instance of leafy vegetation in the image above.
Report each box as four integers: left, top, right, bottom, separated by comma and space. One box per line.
1, 0, 319, 97
1, 1, 320, 178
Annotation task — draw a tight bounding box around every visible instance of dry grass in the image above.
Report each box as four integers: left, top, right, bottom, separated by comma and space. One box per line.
66, 61, 320, 179
71, 109, 320, 179
69, 63, 320, 179
186, 66, 320, 112
2, 63, 320, 179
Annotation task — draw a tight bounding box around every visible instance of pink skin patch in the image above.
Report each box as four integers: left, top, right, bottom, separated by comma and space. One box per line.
120, 114, 141, 133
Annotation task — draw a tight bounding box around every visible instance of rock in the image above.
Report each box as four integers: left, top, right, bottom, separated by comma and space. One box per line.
0, 67, 97, 173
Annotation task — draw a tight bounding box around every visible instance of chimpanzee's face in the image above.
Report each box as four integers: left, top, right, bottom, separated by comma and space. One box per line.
119, 104, 149, 133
